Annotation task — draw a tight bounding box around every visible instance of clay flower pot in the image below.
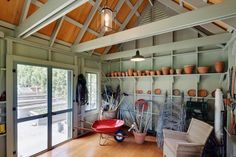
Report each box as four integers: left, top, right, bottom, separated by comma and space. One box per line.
137, 70, 142, 76
184, 65, 194, 74
156, 70, 162, 75
121, 72, 125, 77
147, 90, 151, 94
133, 131, 146, 144
154, 89, 161, 95
125, 72, 128, 76
150, 70, 155, 76
198, 89, 208, 97
170, 68, 175, 75
128, 69, 133, 76
197, 66, 210, 74
133, 72, 138, 76
214, 61, 224, 73
176, 68, 182, 75
141, 73, 146, 76
114, 72, 117, 77
162, 67, 170, 75
145, 70, 150, 76
117, 72, 121, 77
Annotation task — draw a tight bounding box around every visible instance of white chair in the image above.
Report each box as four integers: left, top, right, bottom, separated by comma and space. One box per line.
163, 118, 213, 157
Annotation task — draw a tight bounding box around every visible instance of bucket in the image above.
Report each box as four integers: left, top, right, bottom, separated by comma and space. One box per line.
133, 131, 146, 144
102, 110, 116, 120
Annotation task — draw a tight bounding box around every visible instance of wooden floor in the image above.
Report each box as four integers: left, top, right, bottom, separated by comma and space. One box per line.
38, 133, 163, 157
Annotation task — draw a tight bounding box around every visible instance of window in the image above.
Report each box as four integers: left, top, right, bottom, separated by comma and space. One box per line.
86, 72, 98, 111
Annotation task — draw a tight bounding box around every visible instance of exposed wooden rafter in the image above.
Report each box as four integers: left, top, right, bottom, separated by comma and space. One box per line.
125, 0, 141, 17
20, 0, 31, 24
72, 0, 236, 53
16, 0, 89, 38
158, 0, 225, 34
102, 33, 231, 60
74, 0, 102, 44
50, 16, 65, 47
31, 0, 100, 37
181, 0, 235, 32
103, 0, 143, 54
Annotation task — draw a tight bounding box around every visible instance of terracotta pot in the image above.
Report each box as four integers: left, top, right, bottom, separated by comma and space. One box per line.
224, 98, 232, 105
133, 131, 146, 144
170, 68, 175, 75
147, 90, 151, 94
215, 61, 224, 73
162, 67, 170, 75
133, 72, 138, 76
184, 65, 194, 74
197, 66, 210, 74
111, 72, 114, 77
117, 72, 122, 77
114, 72, 117, 77
156, 70, 162, 75
187, 89, 196, 97
106, 73, 110, 77
198, 89, 208, 97
141, 73, 146, 76
137, 70, 142, 76
211, 90, 216, 98
154, 89, 161, 95
121, 72, 125, 77
176, 68, 182, 75
128, 69, 133, 76
145, 70, 150, 76
150, 70, 155, 76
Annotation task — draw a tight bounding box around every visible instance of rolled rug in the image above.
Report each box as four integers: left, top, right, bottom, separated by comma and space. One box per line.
214, 89, 224, 144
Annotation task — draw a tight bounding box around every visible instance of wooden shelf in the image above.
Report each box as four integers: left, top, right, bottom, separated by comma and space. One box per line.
104, 72, 226, 79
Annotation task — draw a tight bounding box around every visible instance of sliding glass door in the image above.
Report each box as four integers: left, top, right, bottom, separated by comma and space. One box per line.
15, 64, 73, 157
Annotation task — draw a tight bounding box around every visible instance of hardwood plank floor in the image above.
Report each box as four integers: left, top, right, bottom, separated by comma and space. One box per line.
38, 133, 163, 157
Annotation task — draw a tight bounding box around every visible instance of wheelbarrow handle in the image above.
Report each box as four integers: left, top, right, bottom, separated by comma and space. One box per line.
74, 127, 94, 132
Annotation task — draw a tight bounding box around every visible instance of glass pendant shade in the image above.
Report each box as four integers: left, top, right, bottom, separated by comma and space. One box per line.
101, 7, 113, 32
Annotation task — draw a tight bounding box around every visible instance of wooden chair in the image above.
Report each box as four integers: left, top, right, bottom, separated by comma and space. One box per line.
163, 118, 213, 157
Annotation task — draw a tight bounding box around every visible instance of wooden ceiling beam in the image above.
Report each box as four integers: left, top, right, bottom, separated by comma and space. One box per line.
159, 0, 225, 34
125, 0, 141, 17
182, 0, 235, 32
20, 0, 31, 24
50, 16, 65, 47
16, 0, 89, 38
32, 0, 100, 37
102, 33, 231, 60
103, 0, 143, 54
72, 0, 236, 53
74, 0, 102, 44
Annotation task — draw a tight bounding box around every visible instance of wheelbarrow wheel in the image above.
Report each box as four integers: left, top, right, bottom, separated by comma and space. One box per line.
114, 130, 125, 142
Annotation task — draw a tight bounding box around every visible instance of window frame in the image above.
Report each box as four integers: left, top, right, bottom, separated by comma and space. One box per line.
84, 68, 100, 114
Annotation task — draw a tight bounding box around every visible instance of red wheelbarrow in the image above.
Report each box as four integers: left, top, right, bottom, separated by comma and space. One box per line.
76, 119, 126, 146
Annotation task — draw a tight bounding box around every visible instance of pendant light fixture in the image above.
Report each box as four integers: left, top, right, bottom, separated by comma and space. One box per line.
131, 50, 145, 62
101, 0, 113, 32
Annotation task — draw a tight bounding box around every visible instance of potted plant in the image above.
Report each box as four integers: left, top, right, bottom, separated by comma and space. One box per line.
128, 101, 151, 144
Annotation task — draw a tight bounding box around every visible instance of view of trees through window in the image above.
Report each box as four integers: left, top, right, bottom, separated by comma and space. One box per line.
86, 73, 97, 111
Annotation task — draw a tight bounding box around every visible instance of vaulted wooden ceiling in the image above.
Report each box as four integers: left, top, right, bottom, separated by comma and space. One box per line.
0, 0, 149, 54
0, 0, 229, 55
